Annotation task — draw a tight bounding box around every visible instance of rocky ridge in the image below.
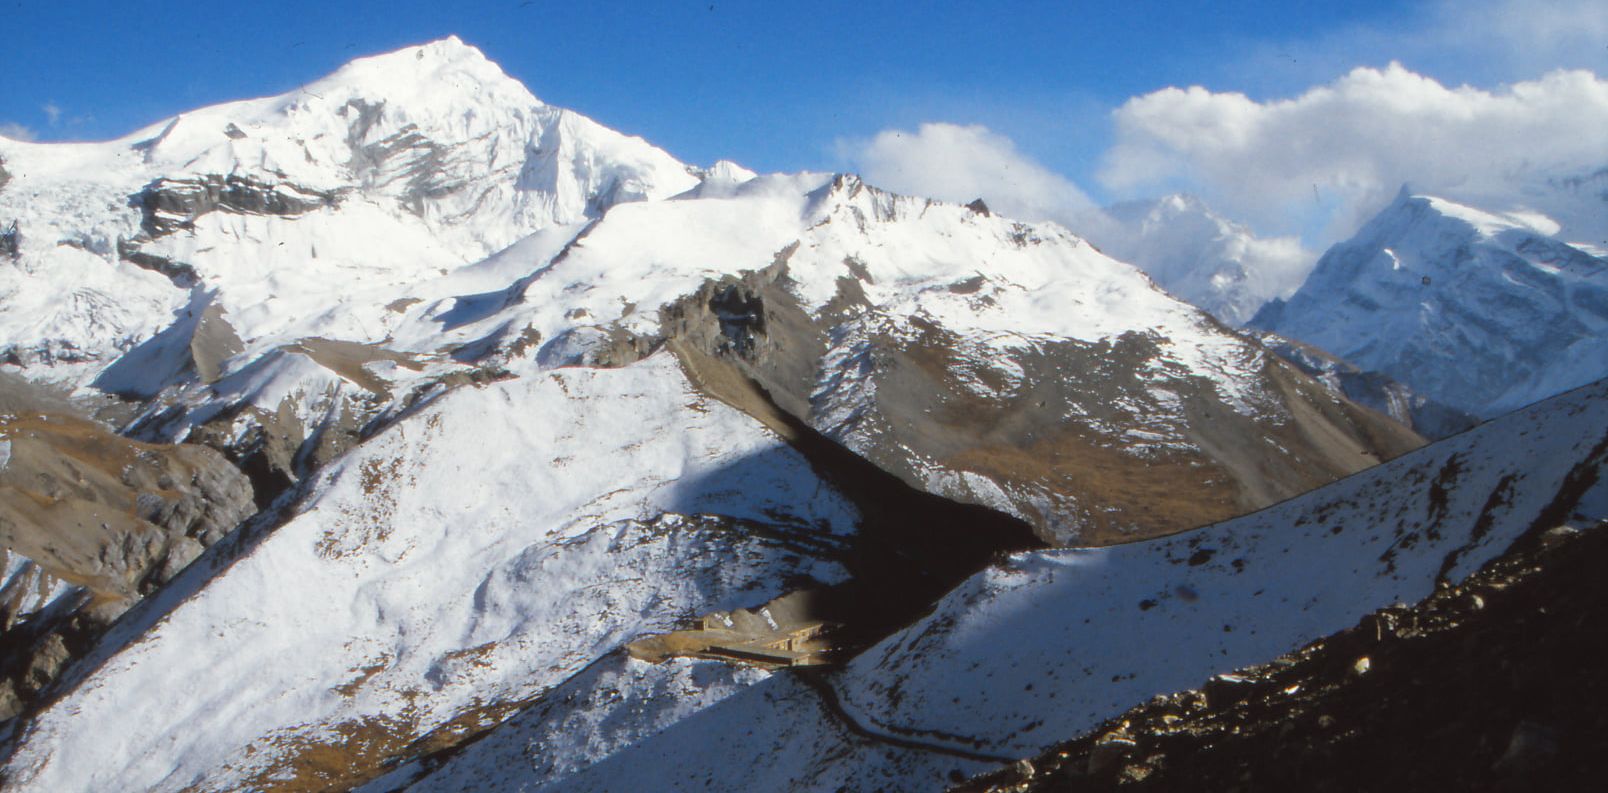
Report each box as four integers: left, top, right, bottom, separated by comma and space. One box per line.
1252, 189, 1608, 419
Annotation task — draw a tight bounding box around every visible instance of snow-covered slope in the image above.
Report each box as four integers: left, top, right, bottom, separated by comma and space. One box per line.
1078, 195, 1311, 326
404, 376, 1607, 792
1252, 190, 1608, 418
0, 353, 857, 791
104, 165, 1418, 545
0, 36, 695, 387
509, 173, 1415, 542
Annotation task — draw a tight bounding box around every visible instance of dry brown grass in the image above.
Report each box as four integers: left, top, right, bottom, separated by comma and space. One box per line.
226, 693, 536, 793
332, 657, 391, 698
944, 427, 1240, 547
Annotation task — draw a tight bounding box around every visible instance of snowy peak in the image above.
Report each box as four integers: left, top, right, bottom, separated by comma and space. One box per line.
117, 36, 542, 183
1253, 188, 1608, 417
0, 38, 700, 385
1078, 194, 1311, 326
1350, 189, 1602, 268
114, 35, 692, 227
305, 35, 533, 104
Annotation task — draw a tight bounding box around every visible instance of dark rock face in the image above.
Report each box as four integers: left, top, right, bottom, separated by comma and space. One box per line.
116, 173, 343, 288
1, 220, 18, 261
341, 99, 479, 218
0, 373, 255, 722
659, 257, 828, 423
114, 239, 200, 288
960, 518, 1608, 793
352, 125, 458, 215
131, 174, 342, 238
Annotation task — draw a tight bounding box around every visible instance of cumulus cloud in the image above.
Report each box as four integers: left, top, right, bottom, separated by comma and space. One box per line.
1100, 64, 1608, 243
41, 102, 62, 126
839, 122, 1098, 224
0, 123, 38, 142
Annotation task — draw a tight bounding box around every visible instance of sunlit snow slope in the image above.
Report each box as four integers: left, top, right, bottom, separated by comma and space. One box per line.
0, 36, 1441, 792
0, 35, 695, 388
2, 36, 1416, 546
0, 354, 856, 791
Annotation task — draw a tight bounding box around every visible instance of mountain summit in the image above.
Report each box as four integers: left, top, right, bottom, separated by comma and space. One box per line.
1252, 189, 1608, 418
0, 36, 695, 385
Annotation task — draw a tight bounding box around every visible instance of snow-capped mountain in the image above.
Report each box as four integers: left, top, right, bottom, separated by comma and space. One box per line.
0, 37, 1435, 791
0, 35, 695, 386
392, 376, 1607, 792
0, 168, 1418, 790
1077, 195, 1311, 327
1, 34, 1418, 545
1252, 189, 1608, 418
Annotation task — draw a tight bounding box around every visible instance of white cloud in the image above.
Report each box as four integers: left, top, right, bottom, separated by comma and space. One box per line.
41, 102, 62, 126
839, 122, 1098, 224
838, 123, 1320, 324
0, 123, 38, 142
1100, 64, 1608, 243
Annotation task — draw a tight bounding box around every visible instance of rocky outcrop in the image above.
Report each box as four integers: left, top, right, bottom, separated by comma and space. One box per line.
131, 174, 342, 238
0, 373, 254, 721
0, 220, 17, 261
114, 174, 343, 287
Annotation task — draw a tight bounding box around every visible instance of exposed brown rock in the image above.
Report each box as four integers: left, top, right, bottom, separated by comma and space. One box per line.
958, 519, 1608, 793
0, 373, 254, 721
661, 259, 1423, 545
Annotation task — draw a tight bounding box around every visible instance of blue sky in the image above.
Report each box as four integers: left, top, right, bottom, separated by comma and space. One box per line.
3, 0, 1604, 244
0, 2, 1463, 172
